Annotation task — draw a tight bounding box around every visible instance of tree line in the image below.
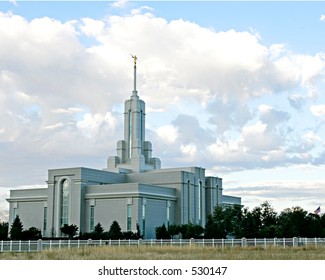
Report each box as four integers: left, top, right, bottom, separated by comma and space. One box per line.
156, 202, 325, 239
1, 202, 325, 240
1, 215, 142, 240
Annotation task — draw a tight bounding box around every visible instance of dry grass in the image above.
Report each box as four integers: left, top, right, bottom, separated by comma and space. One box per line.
1, 245, 325, 260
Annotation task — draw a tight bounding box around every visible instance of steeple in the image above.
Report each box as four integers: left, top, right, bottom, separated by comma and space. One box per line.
132, 55, 137, 96
106, 55, 161, 173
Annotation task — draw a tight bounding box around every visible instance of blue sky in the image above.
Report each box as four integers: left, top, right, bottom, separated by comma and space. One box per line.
1, 1, 325, 220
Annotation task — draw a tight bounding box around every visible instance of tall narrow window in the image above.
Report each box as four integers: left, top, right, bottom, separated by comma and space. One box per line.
128, 110, 132, 158
60, 179, 70, 226
90, 206, 95, 231
187, 180, 191, 223
142, 198, 146, 238
13, 207, 17, 222
127, 204, 132, 231
43, 207, 47, 237
167, 201, 171, 226
198, 181, 202, 225
140, 110, 143, 143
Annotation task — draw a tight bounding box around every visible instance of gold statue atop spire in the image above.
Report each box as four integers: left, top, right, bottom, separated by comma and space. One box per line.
131, 54, 137, 66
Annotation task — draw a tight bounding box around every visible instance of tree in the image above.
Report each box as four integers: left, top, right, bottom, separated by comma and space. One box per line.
276, 207, 308, 237
204, 214, 226, 239
60, 224, 79, 239
22, 227, 42, 240
0, 221, 9, 240
168, 224, 181, 239
180, 223, 204, 239
107, 220, 123, 240
10, 216, 23, 240
155, 224, 170, 239
92, 222, 105, 239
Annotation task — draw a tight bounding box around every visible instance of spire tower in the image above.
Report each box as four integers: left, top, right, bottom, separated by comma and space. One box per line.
106, 55, 161, 173
132, 55, 137, 96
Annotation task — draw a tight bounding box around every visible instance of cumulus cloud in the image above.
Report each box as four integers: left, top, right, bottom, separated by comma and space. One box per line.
310, 104, 325, 116
320, 15, 325, 21
1, 8, 325, 218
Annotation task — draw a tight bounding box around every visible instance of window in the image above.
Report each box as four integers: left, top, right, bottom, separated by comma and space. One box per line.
142, 199, 146, 238
90, 206, 95, 231
128, 110, 132, 158
13, 207, 17, 222
167, 201, 171, 225
198, 181, 202, 225
187, 180, 191, 223
127, 204, 132, 231
43, 207, 47, 237
60, 179, 70, 226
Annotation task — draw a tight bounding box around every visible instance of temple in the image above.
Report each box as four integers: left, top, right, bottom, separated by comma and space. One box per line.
7, 57, 241, 238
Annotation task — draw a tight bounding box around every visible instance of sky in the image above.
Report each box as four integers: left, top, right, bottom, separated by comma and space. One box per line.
1, 0, 325, 222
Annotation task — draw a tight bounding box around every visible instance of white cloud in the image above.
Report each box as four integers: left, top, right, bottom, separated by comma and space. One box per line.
310, 105, 325, 116
180, 144, 197, 157
112, 0, 128, 9
52, 107, 85, 115
156, 125, 178, 143
320, 15, 325, 21
1, 9, 325, 215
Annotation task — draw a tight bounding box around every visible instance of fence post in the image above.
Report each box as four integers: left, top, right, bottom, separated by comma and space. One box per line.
232, 238, 234, 248
50, 239, 52, 250
222, 238, 224, 250
59, 239, 61, 250
274, 238, 276, 247
151, 239, 153, 246
18, 240, 21, 252
283, 237, 285, 248
37, 239, 43, 252
264, 238, 266, 248
293, 237, 298, 247
203, 238, 205, 247
10, 240, 12, 252
78, 239, 80, 249
212, 238, 214, 247
241, 238, 247, 247
1, 240, 3, 252
28, 240, 31, 252
315, 237, 317, 248
254, 238, 257, 247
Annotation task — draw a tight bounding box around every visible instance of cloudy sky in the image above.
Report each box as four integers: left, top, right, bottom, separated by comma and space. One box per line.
1, 1, 325, 221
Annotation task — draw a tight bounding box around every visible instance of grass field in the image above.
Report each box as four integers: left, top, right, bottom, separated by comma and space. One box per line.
1, 245, 325, 260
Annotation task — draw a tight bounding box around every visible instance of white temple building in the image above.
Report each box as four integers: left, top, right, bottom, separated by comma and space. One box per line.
7, 57, 241, 238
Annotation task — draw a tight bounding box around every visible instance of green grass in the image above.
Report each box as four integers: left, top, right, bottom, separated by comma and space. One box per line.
1, 245, 325, 260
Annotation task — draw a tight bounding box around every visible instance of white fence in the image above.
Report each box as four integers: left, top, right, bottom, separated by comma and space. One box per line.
1, 237, 325, 253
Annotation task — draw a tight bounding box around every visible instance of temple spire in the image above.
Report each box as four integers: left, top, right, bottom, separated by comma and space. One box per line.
131, 55, 137, 95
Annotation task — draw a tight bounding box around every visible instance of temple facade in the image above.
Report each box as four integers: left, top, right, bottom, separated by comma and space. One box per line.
7, 58, 241, 239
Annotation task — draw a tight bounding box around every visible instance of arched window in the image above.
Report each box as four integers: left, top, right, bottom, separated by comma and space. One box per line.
60, 179, 70, 226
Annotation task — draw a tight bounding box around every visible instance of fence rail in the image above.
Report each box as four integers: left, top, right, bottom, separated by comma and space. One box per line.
1, 237, 325, 253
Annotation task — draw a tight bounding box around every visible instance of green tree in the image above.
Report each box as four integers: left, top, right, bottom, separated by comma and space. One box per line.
60, 224, 79, 239
168, 224, 181, 239
0, 221, 9, 240
155, 224, 170, 239
276, 207, 308, 237
22, 227, 42, 240
204, 213, 226, 239
9, 216, 23, 240
180, 223, 204, 239
107, 220, 123, 240
93, 222, 104, 239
